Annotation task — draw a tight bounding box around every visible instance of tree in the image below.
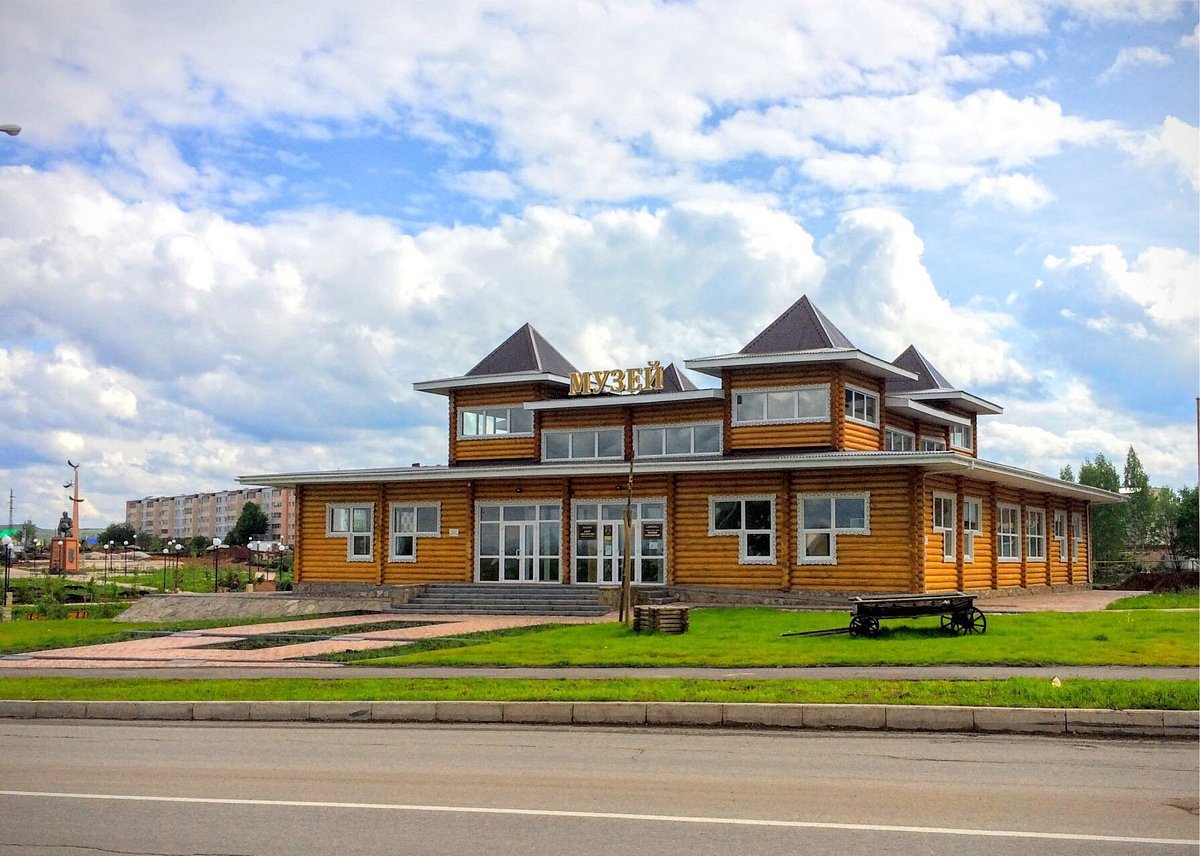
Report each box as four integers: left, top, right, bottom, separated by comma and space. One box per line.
1059, 465, 1074, 482
96, 522, 136, 547
1079, 453, 1126, 563
226, 501, 269, 547
1122, 447, 1154, 556
1175, 486, 1199, 561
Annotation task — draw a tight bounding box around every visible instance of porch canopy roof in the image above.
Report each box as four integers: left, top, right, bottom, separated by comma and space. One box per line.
240, 451, 1123, 505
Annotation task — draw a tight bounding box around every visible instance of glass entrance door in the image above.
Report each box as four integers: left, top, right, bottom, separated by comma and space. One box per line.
573, 500, 665, 585
477, 503, 561, 583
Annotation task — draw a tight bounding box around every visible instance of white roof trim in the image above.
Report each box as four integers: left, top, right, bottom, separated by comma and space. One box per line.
523, 388, 724, 411
893, 389, 1003, 415
685, 349, 918, 381
241, 452, 1121, 503
413, 372, 571, 395
884, 397, 971, 427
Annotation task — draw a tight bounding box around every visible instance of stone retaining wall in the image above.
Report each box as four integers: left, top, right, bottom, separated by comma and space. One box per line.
115, 593, 393, 623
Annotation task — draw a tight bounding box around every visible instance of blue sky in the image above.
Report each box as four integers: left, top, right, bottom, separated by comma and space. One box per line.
0, 0, 1196, 529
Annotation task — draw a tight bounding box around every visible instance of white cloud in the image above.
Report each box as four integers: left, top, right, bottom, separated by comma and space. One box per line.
1098, 45, 1173, 82
814, 208, 1032, 387
1121, 115, 1200, 190
963, 173, 1055, 210
1044, 243, 1199, 333
1182, 24, 1199, 48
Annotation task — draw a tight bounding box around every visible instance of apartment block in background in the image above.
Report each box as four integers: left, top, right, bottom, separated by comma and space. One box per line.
126, 488, 296, 544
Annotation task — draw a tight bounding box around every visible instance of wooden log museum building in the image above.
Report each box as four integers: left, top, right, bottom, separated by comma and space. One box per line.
242, 294, 1120, 597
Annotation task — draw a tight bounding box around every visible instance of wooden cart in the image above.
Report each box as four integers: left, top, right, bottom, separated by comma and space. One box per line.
847, 592, 986, 637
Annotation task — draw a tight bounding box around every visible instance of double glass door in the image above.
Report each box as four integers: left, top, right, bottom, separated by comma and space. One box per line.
574, 501, 665, 585
477, 504, 561, 583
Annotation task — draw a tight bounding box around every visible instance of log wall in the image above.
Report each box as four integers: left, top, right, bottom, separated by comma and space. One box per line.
725, 365, 835, 451
450, 384, 545, 464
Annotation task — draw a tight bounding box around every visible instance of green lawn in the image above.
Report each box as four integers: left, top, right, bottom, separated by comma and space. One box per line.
1106, 589, 1199, 610
0, 616, 322, 657
0, 675, 1192, 709
356, 608, 1200, 668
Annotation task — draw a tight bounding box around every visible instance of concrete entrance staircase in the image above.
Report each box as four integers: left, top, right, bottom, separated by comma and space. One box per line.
389, 583, 612, 617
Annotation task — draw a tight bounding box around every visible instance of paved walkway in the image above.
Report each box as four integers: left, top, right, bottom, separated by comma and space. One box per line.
1, 612, 611, 670
0, 588, 1187, 673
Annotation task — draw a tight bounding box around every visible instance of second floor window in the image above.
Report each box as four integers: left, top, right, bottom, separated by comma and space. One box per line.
885, 428, 915, 451
949, 423, 973, 451
636, 423, 721, 457
921, 436, 947, 452
733, 385, 829, 425
543, 428, 624, 461
844, 386, 879, 427
459, 406, 533, 438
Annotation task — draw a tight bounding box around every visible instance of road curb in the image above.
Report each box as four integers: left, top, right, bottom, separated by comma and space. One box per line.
0, 700, 1195, 737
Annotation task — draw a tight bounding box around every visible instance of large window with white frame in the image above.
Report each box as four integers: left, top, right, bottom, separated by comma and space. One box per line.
963, 497, 982, 563
458, 405, 533, 439
1026, 508, 1046, 560
476, 503, 561, 582
389, 503, 440, 562
921, 435, 947, 452
709, 495, 775, 564
844, 385, 879, 427
542, 427, 624, 461
732, 385, 829, 426
326, 503, 374, 562
1071, 511, 1084, 561
998, 503, 1021, 561
1053, 510, 1067, 561
635, 422, 721, 458
885, 427, 916, 451
797, 493, 870, 564
949, 423, 973, 451
932, 492, 956, 562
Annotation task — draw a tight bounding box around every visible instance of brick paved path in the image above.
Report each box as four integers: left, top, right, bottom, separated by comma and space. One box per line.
0, 612, 613, 669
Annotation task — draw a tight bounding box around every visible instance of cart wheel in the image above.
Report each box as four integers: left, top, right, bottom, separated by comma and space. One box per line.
961, 607, 987, 635
939, 613, 957, 633
849, 615, 880, 638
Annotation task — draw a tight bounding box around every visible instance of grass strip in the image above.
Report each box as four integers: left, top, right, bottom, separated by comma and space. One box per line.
354, 609, 1200, 668
0, 615, 370, 657
0, 676, 1192, 709
1106, 589, 1199, 610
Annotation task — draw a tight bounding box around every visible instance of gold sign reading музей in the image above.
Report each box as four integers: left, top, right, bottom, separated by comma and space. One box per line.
569, 361, 664, 396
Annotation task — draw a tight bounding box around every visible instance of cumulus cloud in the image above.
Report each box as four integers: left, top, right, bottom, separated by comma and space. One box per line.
814, 208, 1032, 388
1121, 115, 1200, 190
963, 173, 1055, 210
1098, 45, 1173, 82
1043, 243, 1199, 334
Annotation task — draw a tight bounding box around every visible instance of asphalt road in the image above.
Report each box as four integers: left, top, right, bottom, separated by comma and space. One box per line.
0, 722, 1195, 855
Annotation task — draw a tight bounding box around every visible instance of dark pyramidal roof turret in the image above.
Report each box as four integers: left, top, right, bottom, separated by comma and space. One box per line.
659, 363, 698, 393
466, 323, 577, 378
741, 294, 856, 354
888, 345, 955, 394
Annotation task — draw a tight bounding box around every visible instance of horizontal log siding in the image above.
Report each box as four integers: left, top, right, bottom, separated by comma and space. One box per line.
298, 484, 382, 584
924, 474, 959, 592
790, 467, 915, 592
961, 478, 994, 591
672, 472, 784, 589
451, 384, 544, 464
540, 408, 627, 431
1024, 491, 1050, 586
995, 486, 1023, 588
568, 474, 670, 498
1047, 498, 1069, 586
885, 413, 916, 434
841, 371, 885, 452
381, 482, 472, 584
474, 478, 569, 503
726, 365, 835, 451
631, 398, 725, 425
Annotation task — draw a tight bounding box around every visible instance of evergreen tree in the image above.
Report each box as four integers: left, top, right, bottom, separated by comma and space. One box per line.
1059, 465, 1075, 482
1122, 446, 1154, 556
1079, 453, 1126, 563
1175, 486, 1198, 561
227, 501, 270, 547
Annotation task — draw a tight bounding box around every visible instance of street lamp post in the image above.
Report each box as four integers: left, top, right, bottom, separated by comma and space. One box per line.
211, 537, 222, 593
2, 535, 12, 619
174, 543, 183, 590
161, 549, 169, 591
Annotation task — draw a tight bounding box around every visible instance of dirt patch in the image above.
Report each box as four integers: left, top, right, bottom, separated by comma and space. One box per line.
1113, 571, 1200, 593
